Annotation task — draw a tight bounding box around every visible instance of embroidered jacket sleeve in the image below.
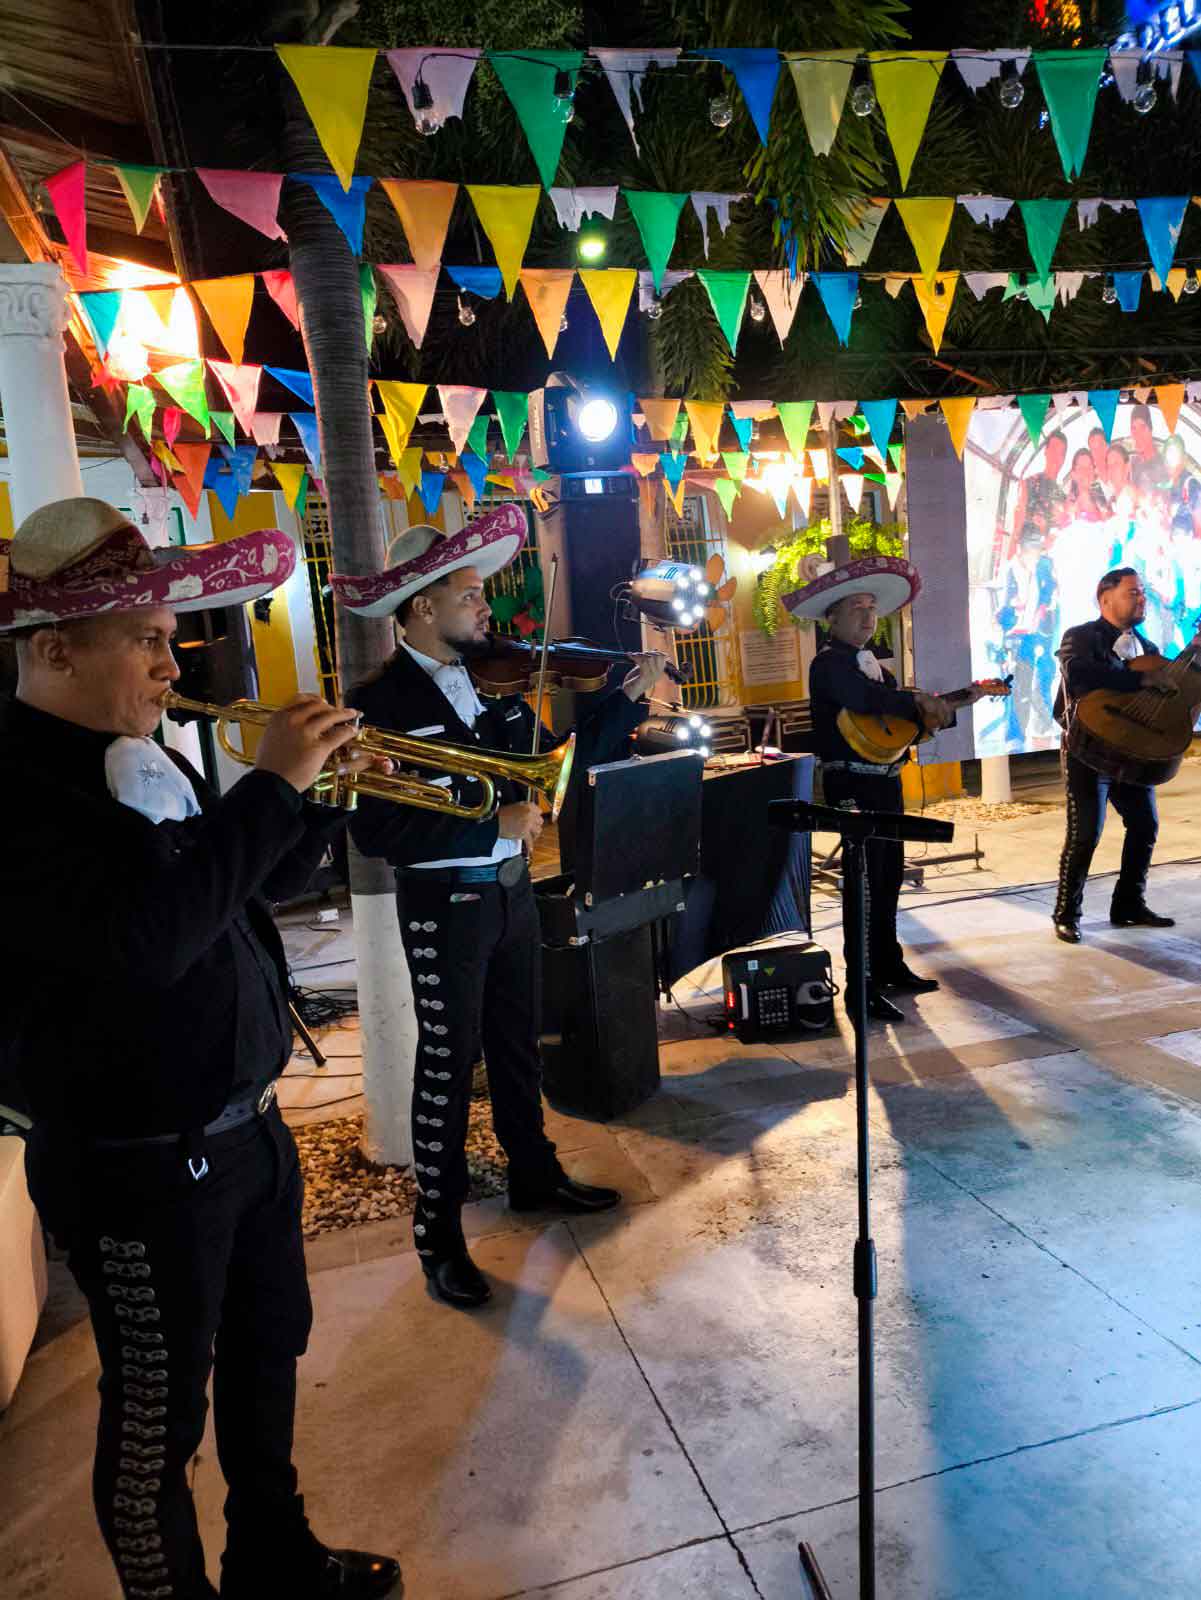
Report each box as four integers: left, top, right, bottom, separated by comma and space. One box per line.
1057, 621, 1159, 702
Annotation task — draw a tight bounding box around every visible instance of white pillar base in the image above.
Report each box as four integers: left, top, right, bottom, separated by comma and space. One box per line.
0, 264, 83, 525
352, 889, 415, 1168
981, 754, 1012, 804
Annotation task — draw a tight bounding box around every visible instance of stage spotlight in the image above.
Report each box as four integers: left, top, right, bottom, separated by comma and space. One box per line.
636, 714, 712, 761
577, 396, 619, 443
628, 560, 711, 629
529, 377, 631, 473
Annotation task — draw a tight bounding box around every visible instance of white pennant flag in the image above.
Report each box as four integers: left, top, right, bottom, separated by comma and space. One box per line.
1055, 273, 1086, 307
637, 269, 692, 310
843, 198, 890, 266
385, 48, 480, 130
883, 472, 904, 509
1077, 197, 1135, 230
1110, 48, 1183, 103
843, 474, 865, 514
437, 385, 487, 455
548, 186, 618, 232
730, 399, 776, 419
753, 269, 804, 347
377, 266, 439, 349
794, 475, 813, 518
958, 195, 1013, 228
589, 48, 680, 153
965, 272, 1009, 300
250, 412, 282, 446
951, 48, 1030, 93
691, 192, 743, 258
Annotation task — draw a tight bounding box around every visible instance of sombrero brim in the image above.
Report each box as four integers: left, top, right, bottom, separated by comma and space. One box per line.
0, 527, 296, 633
781, 556, 920, 621
330, 502, 527, 618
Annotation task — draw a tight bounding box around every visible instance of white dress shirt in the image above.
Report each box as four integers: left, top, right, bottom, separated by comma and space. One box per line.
400, 640, 522, 871
1113, 629, 1143, 661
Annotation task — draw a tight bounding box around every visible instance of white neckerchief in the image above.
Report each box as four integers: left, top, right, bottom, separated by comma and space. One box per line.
1113, 629, 1143, 661
856, 649, 885, 683
105, 737, 201, 824
401, 640, 485, 729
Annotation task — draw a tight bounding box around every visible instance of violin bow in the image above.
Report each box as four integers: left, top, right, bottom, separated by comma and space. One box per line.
530, 552, 560, 771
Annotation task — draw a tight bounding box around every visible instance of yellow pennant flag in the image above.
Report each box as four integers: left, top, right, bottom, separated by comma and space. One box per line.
466, 185, 541, 300
519, 269, 574, 358
900, 399, 930, 420
667, 478, 687, 516
868, 51, 947, 190
375, 380, 427, 460
1165, 268, 1189, 301
896, 198, 955, 286
378, 180, 458, 271
638, 398, 681, 439
684, 401, 725, 462
272, 462, 308, 512
1158, 382, 1185, 434
911, 272, 959, 354
940, 396, 975, 458
397, 446, 425, 498
276, 44, 377, 191
630, 452, 661, 478
192, 276, 256, 365
151, 439, 183, 474
578, 268, 636, 359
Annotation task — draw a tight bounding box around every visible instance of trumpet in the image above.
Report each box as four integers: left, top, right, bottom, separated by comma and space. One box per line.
162, 692, 575, 821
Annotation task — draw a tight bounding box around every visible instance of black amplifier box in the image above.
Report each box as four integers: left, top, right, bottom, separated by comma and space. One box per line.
721, 941, 835, 1043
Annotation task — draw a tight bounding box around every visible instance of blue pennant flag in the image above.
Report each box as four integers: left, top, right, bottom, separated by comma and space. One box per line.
1088, 389, 1121, 443
219, 444, 258, 499
419, 470, 447, 516
460, 451, 489, 501
265, 366, 315, 406
78, 290, 123, 358
1112, 271, 1143, 314
836, 446, 865, 471
859, 399, 898, 462
812, 273, 859, 346
1136, 196, 1189, 287
446, 265, 504, 299
289, 174, 372, 255
696, 48, 781, 144
661, 451, 687, 489
290, 412, 323, 476
728, 411, 753, 451
770, 203, 800, 279
202, 457, 239, 522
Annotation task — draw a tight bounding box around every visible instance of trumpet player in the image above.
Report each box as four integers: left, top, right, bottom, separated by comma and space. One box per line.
0, 499, 400, 1600
333, 505, 663, 1310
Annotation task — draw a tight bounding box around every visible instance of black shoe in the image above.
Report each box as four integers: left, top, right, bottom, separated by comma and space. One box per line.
1111, 905, 1175, 928
1053, 920, 1081, 944
847, 988, 906, 1024
882, 963, 940, 995
509, 1174, 622, 1214
312, 1549, 402, 1597
422, 1249, 491, 1309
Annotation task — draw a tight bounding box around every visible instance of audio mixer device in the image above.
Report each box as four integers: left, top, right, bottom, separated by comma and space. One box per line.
721, 940, 835, 1042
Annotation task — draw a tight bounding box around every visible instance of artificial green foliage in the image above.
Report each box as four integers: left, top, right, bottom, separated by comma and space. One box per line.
752, 518, 905, 637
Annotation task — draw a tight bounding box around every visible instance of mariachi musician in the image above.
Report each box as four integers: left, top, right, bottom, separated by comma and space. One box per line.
331, 504, 665, 1310
786, 552, 987, 1024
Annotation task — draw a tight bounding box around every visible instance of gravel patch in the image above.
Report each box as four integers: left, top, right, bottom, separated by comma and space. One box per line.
921, 798, 1052, 823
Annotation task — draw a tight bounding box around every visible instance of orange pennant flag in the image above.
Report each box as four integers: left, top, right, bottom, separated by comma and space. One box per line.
900, 399, 930, 420
378, 179, 458, 271
192, 276, 255, 365
638, 398, 681, 440
519, 269, 574, 358
631, 452, 661, 478
911, 272, 958, 355
684, 401, 725, 461
578, 268, 636, 359
450, 468, 476, 510
275, 44, 376, 191
173, 442, 211, 519
466, 184, 541, 299
940, 396, 975, 458
1157, 382, 1185, 434
379, 473, 406, 502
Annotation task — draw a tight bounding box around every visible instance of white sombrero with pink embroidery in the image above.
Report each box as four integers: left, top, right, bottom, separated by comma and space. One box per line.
0, 497, 295, 632
781, 554, 921, 621
330, 500, 527, 618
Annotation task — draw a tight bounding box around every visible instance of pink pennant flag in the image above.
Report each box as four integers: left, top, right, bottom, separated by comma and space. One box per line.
207, 361, 262, 436
260, 268, 300, 329
377, 265, 439, 349
162, 407, 183, 448
437, 385, 487, 455
196, 170, 286, 242
250, 412, 283, 446
385, 49, 480, 130
44, 161, 87, 274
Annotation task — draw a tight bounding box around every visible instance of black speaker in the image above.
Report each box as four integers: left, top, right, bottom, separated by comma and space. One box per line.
540, 926, 661, 1120
528, 385, 632, 473
561, 493, 641, 644
172, 605, 258, 705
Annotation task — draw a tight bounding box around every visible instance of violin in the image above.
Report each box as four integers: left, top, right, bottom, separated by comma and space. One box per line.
466, 634, 692, 698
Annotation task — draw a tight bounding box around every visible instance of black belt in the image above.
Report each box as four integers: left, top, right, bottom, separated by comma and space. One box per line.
401, 858, 527, 888
822, 759, 904, 779
88, 1081, 279, 1150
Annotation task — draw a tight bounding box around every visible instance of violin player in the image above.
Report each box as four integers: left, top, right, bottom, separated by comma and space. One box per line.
331, 505, 665, 1308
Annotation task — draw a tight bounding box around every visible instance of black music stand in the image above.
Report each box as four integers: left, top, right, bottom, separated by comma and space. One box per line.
768, 797, 954, 1600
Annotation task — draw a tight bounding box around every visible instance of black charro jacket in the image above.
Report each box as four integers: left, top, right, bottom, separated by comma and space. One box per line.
1052, 617, 1159, 725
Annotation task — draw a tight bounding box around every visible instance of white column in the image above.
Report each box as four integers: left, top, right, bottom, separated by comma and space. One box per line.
354, 887, 414, 1167
981, 754, 1012, 803
0, 264, 84, 524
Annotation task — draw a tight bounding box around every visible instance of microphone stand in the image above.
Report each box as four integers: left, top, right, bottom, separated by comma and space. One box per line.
768, 797, 954, 1600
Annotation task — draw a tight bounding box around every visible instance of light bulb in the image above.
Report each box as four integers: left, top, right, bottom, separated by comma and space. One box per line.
696, 581, 712, 596
689, 714, 702, 728
559, 313, 569, 332
700, 723, 713, 738
671, 596, 685, 611
1186, 274, 1201, 296
849, 80, 876, 118
999, 68, 1024, 110
749, 296, 766, 323
416, 113, 443, 137
699, 744, 712, 759
372, 313, 387, 335
1133, 78, 1157, 115
1102, 279, 1117, 305
854, 292, 864, 309
689, 566, 703, 581
458, 298, 476, 327
709, 94, 734, 128
676, 726, 691, 742
647, 297, 663, 321
679, 610, 695, 626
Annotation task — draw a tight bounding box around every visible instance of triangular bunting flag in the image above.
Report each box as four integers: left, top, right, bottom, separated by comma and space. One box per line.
375, 381, 427, 459
896, 197, 955, 285
461, 450, 489, 502
697, 270, 751, 353
192, 276, 255, 365
590, 48, 680, 153
250, 413, 282, 446
172, 442, 211, 519
290, 174, 372, 253
210, 411, 236, 447
488, 51, 584, 187
204, 456, 240, 523
1088, 389, 1120, 442
843, 198, 890, 267
684, 401, 724, 461
1017, 393, 1051, 449
520, 268, 574, 358
466, 415, 491, 461
156, 359, 209, 433
448, 469, 475, 510
290, 412, 323, 476
1033, 50, 1106, 179
45, 160, 87, 274
630, 452, 660, 477
208, 361, 262, 435
1158, 382, 1185, 434
868, 52, 947, 190
721, 451, 749, 482
836, 446, 865, 470
670, 411, 689, 447
195, 170, 285, 241
785, 50, 858, 157
492, 391, 530, 458
391, 446, 423, 497
378, 179, 458, 271
713, 477, 740, 519
912, 272, 959, 354
360, 264, 377, 349
272, 462, 308, 514
811, 273, 858, 344
661, 451, 688, 489
729, 412, 753, 451
466, 184, 542, 299
624, 190, 689, 291
276, 44, 376, 190
77, 290, 123, 358
696, 48, 781, 144
859, 399, 898, 461
220, 443, 258, 500
752, 270, 802, 346
265, 366, 315, 406
667, 478, 687, 516
900, 400, 929, 421
940, 396, 975, 458
1018, 199, 1071, 284
776, 401, 815, 458
843, 475, 865, 515
639, 398, 681, 440
419, 469, 447, 517
1137, 197, 1190, 288
579, 268, 636, 359
447, 265, 504, 300
385, 47, 480, 131
162, 407, 182, 448
260, 268, 299, 328
437, 385, 487, 455
1113, 270, 1144, 312
377, 264, 439, 348
123, 383, 155, 439
889, 442, 905, 470
112, 164, 162, 234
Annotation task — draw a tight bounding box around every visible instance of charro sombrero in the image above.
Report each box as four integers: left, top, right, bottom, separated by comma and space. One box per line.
781, 554, 921, 622
330, 501, 527, 619
0, 497, 295, 632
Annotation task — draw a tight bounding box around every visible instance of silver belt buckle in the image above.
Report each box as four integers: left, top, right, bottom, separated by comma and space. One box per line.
257, 1081, 278, 1115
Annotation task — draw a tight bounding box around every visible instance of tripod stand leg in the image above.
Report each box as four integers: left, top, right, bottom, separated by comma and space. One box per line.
799, 1541, 835, 1599
289, 1000, 326, 1068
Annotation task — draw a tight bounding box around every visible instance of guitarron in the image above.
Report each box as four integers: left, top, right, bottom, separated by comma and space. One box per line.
838, 678, 1012, 765
1067, 643, 1201, 786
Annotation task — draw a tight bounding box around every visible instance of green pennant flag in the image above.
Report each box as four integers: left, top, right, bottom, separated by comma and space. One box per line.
467, 414, 491, 461
156, 359, 210, 433
1018, 199, 1071, 285
888, 442, 904, 471
623, 190, 689, 292
714, 476, 740, 519
112, 163, 162, 234
1033, 50, 1105, 179
360, 264, 377, 350
123, 382, 156, 439
670, 410, 689, 447
697, 270, 751, 353
1017, 394, 1051, 450
489, 50, 584, 188
721, 450, 749, 482
492, 390, 530, 458
211, 411, 236, 446
776, 400, 815, 459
